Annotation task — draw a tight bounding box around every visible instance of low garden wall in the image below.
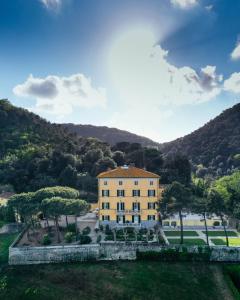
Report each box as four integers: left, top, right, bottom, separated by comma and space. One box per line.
9, 238, 240, 265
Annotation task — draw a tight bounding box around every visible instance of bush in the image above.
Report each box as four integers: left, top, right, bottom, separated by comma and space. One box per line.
105, 225, 112, 235
42, 234, 51, 245
79, 235, 92, 244
82, 226, 91, 235
136, 247, 211, 262
64, 232, 74, 243
67, 224, 76, 233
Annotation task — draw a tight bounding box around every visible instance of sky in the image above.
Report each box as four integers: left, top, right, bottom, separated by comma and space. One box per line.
1, 0, 240, 143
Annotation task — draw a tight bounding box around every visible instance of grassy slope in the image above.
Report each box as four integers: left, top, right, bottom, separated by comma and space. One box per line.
0, 262, 229, 300
0, 234, 17, 265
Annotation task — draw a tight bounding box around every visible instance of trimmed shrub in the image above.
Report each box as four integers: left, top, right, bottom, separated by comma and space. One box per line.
67, 224, 76, 233
82, 226, 91, 235
64, 232, 74, 243
42, 234, 51, 245
79, 235, 92, 244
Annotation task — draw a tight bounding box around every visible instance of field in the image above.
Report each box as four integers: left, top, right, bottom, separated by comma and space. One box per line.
164, 230, 199, 236
168, 238, 207, 245
0, 261, 235, 300
211, 238, 240, 246
203, 231, 238, 237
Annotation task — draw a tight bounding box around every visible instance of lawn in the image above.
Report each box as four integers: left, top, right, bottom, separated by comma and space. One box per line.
202, 231, 238, 237
0, 234, 17, 265
211, 238, 240, 247
0, 261, 232, 300
164, 231, 199, 237
168, 238, 207, 245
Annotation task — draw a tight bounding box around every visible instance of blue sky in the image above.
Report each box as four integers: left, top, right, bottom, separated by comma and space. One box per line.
1, 0, 240, 142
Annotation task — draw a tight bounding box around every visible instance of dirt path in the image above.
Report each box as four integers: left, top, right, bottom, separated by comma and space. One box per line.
210, 265, 235, 300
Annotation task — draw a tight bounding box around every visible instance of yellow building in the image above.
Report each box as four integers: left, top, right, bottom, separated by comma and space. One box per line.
97, 165, 162, 228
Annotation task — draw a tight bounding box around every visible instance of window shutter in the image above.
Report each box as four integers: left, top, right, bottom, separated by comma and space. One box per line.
117, 203, 119, 211
138, 203, 140, 211
123, 216, 125, 223
132, 215, 134, 223
138, 215, 141, 223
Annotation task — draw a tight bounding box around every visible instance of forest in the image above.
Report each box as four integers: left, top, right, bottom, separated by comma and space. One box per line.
0, 99, 190, 202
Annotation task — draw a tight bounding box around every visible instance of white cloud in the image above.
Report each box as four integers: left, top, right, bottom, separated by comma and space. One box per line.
205, 5, 213, 12
224, 73, 240, 93
231, 43, 240, 61
170, 0, 198, 9
13, 74, 107, 116
40, 0, 61, 11
109, 29, 222, 109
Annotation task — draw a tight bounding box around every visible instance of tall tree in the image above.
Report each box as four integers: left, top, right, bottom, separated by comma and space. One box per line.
207, 190, 229, 246
161, 181, 192, 244
41, 197, 66, 243
67, 199, 89, 240
191, 179, 210, 246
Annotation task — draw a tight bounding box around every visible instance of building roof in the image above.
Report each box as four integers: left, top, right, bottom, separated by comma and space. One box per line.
97, 165, 160, 179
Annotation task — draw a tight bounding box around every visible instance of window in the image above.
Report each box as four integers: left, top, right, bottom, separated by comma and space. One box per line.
102, 202, 110, 209
104, 181, 108, 185
148, 202, 156, 209
119, 180, 123, 185
117, 202, 125, 211
117, 190, 125, 197
132, 190, 140, 197
117, 215, 125, 224
132, 215, 141, 224
147, 215, 156, 221
150, 181, 154, 186
163, 221, 170, 226
148, 190, 156, 197
171, 221, 177, 227
102, 215, 110, 221
102, 190, 110, 197
134, 180, 138, 185
132, 202, 140, 211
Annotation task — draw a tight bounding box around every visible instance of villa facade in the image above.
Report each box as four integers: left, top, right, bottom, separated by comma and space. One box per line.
97, 165, 162, 228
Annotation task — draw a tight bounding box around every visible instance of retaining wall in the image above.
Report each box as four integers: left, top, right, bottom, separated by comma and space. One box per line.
9, 239, 240, 265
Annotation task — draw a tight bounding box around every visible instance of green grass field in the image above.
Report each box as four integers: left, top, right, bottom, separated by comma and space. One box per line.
211, 238, 240, 246
0, 262, 233, 300
167, 238, 206, 245
203, 231, 238, 237
164, 231, 199, 237
0, 234, 17, 265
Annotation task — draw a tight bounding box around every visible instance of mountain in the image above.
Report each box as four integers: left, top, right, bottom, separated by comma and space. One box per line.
62, 123, 160, 148
0, 100, 164, 197
160, 103, 240, 177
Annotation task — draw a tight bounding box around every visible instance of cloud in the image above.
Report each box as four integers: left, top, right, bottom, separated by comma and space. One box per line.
170, 0, 198, 9
224, 73, 240, 93
109, 29, 222, 109
39, 0, 62, 11
13, 74, 107, 116
231, 42, 240, 61
205, 5, 213, 12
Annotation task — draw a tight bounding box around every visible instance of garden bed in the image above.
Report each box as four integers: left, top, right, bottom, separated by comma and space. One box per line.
15, 225, 93, 247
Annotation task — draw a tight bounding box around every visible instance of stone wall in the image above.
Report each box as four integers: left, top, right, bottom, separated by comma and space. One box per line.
9, 238, 240, 265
